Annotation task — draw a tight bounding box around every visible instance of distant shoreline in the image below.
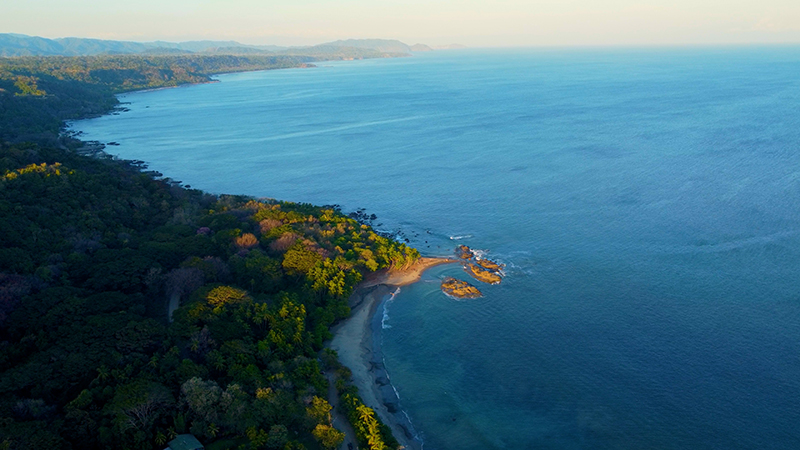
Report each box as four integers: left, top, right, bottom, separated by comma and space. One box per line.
329, 257, 457, 449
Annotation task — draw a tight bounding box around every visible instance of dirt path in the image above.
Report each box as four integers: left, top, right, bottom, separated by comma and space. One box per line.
325, 370, 358, 449
167, 292, 180, 322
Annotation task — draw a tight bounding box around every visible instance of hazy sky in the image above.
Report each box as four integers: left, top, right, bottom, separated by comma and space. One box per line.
2, 0, 800, 47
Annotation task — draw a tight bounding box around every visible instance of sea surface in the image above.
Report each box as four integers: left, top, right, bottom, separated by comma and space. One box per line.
72, 47, 800, 449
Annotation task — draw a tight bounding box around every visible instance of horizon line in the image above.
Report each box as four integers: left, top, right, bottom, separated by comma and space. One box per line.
3, 32, 800, 51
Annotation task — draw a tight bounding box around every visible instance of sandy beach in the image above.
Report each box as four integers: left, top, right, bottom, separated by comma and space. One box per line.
329, 257, 458, 449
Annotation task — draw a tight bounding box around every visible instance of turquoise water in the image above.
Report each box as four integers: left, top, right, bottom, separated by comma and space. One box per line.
72, 48, 800, 449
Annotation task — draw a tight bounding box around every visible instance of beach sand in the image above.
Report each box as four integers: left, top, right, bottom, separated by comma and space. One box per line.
329, 257, 458, 449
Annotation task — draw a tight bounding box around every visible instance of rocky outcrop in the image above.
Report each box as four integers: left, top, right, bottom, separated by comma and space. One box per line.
453, 245, 505, 284
455, 245, 474, 260
441, 277, 482, 298
475, 258, 504, 272
465, 263, 502, 284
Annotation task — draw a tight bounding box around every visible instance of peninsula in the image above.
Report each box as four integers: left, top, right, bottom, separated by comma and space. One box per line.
0, 49, 443, 450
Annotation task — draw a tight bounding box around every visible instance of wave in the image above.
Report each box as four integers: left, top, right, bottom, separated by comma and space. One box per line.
376, 288, 425, 448
254, 116, 428, 142
470, 248, 488, 260
504, 260, 536, 276
380, 348, 425, 449
449, 234, 473, 240
381, 287, 401, 329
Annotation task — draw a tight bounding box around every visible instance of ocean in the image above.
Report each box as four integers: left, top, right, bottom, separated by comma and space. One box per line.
71, 47, 800, 449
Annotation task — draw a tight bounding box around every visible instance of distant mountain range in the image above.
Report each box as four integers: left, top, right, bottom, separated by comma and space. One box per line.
322, 39, 414, 54
0, 33, 465, 57
410, 44, 434, 52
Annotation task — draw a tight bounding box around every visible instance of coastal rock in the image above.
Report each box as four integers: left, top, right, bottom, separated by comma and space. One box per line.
455, 245, 474, 259
475, 258, 504, 272
441, 277, 482, 298
453, 244, 504, 284
465, 263, 502, 285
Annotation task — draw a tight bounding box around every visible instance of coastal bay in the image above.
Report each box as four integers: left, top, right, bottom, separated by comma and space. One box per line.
329, 257, 457, 449
70, 48, 800, 449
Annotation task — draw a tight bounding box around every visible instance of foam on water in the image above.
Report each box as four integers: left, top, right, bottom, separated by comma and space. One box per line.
381, 287, 401, 330
449, 235, 473, 240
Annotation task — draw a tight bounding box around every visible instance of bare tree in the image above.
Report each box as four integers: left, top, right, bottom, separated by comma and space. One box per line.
164, 267, 204, 298
270, 232, 300, 253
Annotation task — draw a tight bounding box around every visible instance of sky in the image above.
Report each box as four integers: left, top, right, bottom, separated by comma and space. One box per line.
2, 0, 800, 47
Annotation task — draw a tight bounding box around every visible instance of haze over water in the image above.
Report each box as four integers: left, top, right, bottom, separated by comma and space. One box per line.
73, 48, 800, 449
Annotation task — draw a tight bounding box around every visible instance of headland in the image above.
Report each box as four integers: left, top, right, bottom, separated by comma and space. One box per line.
329, 257, 457, 449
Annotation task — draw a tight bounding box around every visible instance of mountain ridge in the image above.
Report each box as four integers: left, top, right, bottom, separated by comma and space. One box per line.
0, 34, 463, 57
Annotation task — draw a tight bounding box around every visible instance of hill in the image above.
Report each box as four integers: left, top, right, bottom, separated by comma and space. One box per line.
281, 44, 407, 59
410, 43, 434, 52
320, 39, 412, 54
0, 34, 421, 58
0, 34, 277, 57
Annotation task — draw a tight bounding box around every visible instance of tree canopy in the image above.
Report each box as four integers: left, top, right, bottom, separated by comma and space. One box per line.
0, 55, 410, 450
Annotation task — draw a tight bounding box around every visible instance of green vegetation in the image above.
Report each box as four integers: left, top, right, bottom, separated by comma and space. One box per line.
321, 351, 399, 450
0, 55, 416, 449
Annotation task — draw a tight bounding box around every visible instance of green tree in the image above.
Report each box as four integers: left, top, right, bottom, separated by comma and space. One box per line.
180, 377, 222, 423
306, 396, 333, 424
282, 246, 322, 276
107, 379, 173, 434
206, 285, 250, 310
312, 424, 345, 449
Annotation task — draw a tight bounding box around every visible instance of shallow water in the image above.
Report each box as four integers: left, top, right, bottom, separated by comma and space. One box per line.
72, 47, 800, 449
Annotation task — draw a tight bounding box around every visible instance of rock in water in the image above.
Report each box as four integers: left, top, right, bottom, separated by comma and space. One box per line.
441, 277, 482, 298
465, 263, 502, 284
475, 258, 504, 272
455, 245, 474, 259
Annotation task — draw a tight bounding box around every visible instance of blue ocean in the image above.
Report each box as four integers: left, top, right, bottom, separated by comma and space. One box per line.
72, 47, 800, 449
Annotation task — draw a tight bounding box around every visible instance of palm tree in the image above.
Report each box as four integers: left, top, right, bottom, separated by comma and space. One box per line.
96, 365, 110, 382
155, 431, 167, 446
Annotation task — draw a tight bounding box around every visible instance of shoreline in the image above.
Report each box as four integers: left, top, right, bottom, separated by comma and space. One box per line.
329, 257, 457, 449
57, 53, 443, 448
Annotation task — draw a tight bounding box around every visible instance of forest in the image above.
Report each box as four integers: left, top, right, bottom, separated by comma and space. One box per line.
0, 54, 417, 449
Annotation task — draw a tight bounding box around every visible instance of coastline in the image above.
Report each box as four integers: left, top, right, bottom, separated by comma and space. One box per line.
329, 257, 457, 449
55, 53, 442, 448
